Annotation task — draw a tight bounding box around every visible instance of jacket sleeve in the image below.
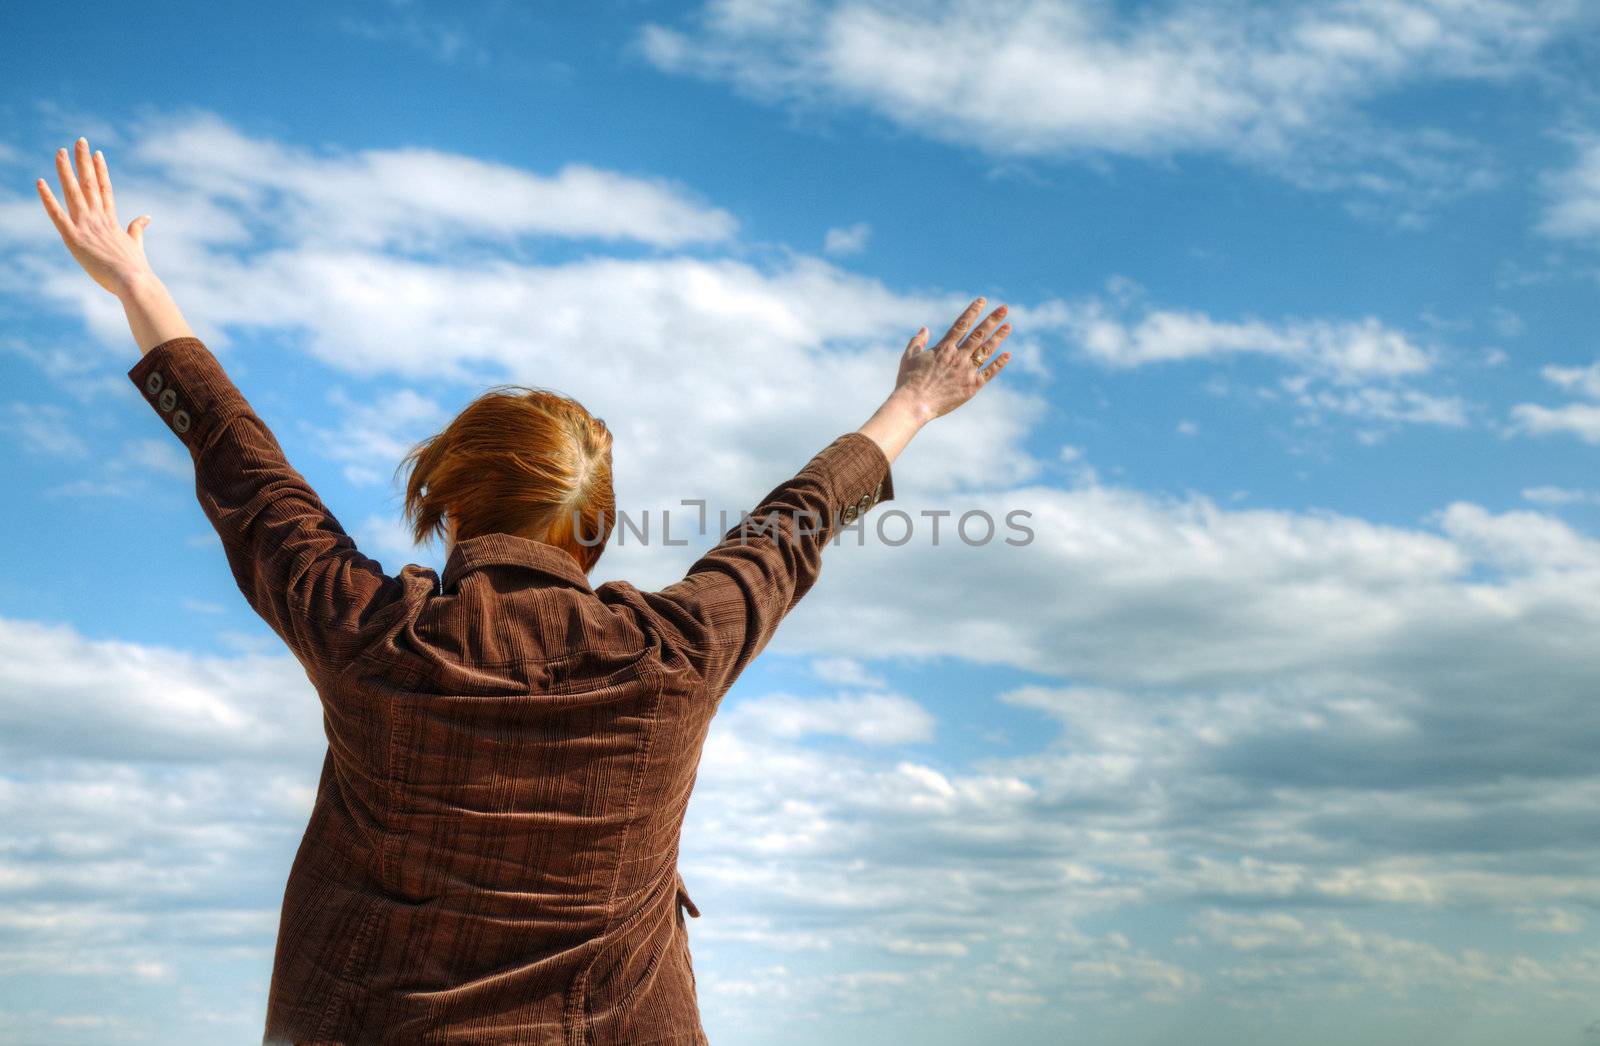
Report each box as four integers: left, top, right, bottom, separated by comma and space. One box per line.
127, 336, 398, 679
636, 431, 894, 703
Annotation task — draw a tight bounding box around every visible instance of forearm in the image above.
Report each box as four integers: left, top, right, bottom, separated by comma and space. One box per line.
125, 334, 393, 674
857, 390, 931, 466
116, 271, 194, 355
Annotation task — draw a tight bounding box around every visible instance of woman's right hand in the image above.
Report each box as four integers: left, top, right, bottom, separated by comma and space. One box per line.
890, 296, 1012, 423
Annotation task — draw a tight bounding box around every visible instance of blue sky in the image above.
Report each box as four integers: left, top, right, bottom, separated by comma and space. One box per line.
4, 0, 1600, 1042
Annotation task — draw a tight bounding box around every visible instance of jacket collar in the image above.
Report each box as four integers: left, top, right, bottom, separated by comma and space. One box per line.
441, 532, 594, 592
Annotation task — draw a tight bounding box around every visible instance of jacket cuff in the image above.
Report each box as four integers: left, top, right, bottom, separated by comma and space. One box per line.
127, 336, 249, 456
801, 431, 896, 525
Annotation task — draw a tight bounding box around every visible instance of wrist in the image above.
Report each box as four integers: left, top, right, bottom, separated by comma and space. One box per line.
884, 388, 935, 427
114, 268, 164, 302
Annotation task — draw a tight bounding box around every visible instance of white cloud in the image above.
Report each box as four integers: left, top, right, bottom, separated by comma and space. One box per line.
0, 401, 89, 458
0, 615, 324, 1038
810, 656, 887, 688
1512, 906, 1585, 934
1051, 290, 1434, 383
0, 617, 324, 763
1523, 485, 1600, 506
1031, 280, 1461, 435
1490, 306, 1524, 338
353, 509, 437, 567
1507, 357, 1600, 442
639, 0, 1579, 202
1507, 358, 1600, 442
1281, 378, 1467, 427
0, 109, 738, 254
1538, 136, 1600, 243
336, 7, 491, 67
1509, 402, 1600, 442
781, 477, 1600, 693
1188, 908, 1600, 999
312, 386, 448, 488
682, 548, 1600, 1021
823, 221, 870, 255
39, 435, 196, 500
1540, 360, 1600, 398
720, 691, 937, 745
120, 436, 194, 478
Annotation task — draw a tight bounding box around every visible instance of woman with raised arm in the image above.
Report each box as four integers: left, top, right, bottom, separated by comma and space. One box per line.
37, 138, 1013, 1045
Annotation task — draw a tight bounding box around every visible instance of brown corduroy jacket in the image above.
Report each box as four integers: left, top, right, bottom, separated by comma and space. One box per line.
127, 337, 893, 1045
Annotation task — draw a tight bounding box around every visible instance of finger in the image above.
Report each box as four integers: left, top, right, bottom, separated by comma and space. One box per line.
979, 351, 1012, 383
54, 148, 86, 222
75, 138, 101, 212
903, 326, 928, 357
971, 321, 1012, 365
35, 178, 72, 238
93, 148, 116, 217
962, 304, 1009, 357
936, 296, 986, 352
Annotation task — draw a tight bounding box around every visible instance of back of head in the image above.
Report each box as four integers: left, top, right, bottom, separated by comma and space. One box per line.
397, 384, 615, 573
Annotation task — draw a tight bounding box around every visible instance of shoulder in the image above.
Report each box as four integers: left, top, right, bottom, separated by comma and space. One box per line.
590, 578, 704, 686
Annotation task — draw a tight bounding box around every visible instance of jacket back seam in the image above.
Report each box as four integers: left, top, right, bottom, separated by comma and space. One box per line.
565, 656, 667, 1045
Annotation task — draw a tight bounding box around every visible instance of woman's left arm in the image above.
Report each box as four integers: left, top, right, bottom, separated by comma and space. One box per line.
39, 138, 399, 678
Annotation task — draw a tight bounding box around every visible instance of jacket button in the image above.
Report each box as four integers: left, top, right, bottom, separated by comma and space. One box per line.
857, 492, 873, 513
842, 503, 859, 523
173, 409, 191, 433
158, 388, 177, 412
144, 370, 164, 395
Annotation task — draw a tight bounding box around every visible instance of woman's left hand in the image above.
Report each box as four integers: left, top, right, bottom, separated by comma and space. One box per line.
37, 137, 156, 297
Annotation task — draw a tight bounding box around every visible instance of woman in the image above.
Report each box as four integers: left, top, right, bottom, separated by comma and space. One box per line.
38, 138, 1013, 1044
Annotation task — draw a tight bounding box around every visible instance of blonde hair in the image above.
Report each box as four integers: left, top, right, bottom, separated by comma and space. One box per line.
396, 384, 615, 573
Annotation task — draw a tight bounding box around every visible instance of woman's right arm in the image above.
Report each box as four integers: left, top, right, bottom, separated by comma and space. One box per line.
636, 296, 1014, 703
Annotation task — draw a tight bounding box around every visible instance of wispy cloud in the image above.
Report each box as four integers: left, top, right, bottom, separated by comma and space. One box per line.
638, 0, 1581, 209
1279, 377, 1467, 428
1540, 360, 1600, 397
1053, 289, 1434, 382
1523, 485, 1600, 506
0, 109, 740, 254
334, 0, 492, 68
1538, 135, 1600, 243
1509, 357, 1600, 442
810, 656, 887, 689
0, 401, 90, 458
1035, 277, 1464, 435
823, 221, 871, 255
38, 435, 194, 499
1510, 401, 1600, 442
719, 690, 937, 745
311, 386, 447, 488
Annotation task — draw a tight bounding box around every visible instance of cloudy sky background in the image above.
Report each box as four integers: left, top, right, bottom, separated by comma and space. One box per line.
4, 0, 1600, 1042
